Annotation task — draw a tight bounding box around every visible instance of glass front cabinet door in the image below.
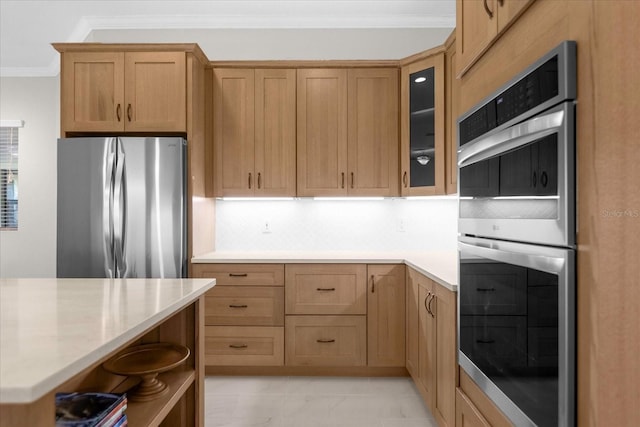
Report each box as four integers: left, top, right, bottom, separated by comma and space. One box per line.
401, 53, 445, 196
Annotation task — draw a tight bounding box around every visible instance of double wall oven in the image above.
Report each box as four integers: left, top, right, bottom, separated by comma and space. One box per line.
457, 41, 576, 427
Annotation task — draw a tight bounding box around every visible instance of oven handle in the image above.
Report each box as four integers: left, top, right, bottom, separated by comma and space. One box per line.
458, 108, 565, 168
458, 237, 570, 275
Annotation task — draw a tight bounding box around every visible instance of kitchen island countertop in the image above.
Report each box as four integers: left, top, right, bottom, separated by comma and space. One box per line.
0, 278, 215, 404
192, 251, 458, 291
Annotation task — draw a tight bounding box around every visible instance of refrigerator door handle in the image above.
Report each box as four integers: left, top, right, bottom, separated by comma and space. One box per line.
113, 140, 128, 277
103, 139, 117, 278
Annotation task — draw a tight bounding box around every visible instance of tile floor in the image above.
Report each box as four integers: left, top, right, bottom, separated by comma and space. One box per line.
204, 376, 438, 427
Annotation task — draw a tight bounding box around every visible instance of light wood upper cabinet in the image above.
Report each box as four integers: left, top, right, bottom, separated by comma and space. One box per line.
255, 69, 297, 196
61, 51, 186, 132
298, 68, 399, 197
297, 69, 349, 196
456, 0, 534, 76
214, 68, 256, 196
367, 264, 405, 367
214, 68, 296, 197
401, 53, 445, 196
347, 69, 399, 196
123, 52, 186, 132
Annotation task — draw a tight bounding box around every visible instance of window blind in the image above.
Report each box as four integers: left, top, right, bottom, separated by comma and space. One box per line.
0, 122, 21, 229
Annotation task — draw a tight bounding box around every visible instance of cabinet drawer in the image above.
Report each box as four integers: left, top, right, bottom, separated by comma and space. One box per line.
205, 326, 284, 366
205, 286, 284, 326
192, 263, 284, 286
285, 315, 366, 366
285, 264, 367, 314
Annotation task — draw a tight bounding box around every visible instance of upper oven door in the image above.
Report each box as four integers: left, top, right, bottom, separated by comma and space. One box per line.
458, 101, 575, 247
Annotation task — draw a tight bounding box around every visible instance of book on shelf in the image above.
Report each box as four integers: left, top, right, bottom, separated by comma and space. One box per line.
55, 392, 127, 427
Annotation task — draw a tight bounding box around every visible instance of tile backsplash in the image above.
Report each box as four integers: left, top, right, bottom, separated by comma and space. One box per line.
215, 197, 458, 252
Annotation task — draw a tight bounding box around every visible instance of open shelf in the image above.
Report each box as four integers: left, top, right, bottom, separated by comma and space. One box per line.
114, 369, 195, 427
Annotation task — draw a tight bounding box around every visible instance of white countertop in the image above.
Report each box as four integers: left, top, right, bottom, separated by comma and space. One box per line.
0, 278, 215, 404
192, 251, 458, 291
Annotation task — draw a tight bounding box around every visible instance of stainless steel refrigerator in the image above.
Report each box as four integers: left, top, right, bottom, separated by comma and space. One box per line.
57, 137, 187, 278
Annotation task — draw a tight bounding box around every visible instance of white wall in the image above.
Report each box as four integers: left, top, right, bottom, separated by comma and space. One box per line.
215, 198, 458, 252
89, 28, 453, 60
0, 76, 59, 277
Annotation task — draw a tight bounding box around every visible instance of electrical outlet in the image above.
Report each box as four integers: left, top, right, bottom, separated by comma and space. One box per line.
262, 220, 272, 234
396, 218, 406, 232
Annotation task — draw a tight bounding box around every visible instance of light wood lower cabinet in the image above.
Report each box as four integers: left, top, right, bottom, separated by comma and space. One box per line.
456, 389, 491, 427
408, 267, 457, 427
193, 263, 285, 367
204, 286, 284, 326
285, 264, 367, 315
368, 264, 406, 367
205, 326, 284, 366
285, 315, 367, 366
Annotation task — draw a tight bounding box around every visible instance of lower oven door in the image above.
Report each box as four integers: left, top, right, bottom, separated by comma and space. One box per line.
458, 236, 575, 427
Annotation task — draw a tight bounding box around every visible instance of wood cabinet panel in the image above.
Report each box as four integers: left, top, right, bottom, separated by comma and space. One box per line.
191, 264, 284, 287
205, 326, 284, 366
418, 280, 436, 410
458, 370, 513, 427
297, 69, 348, 196
204, 286, 284, 326
61, 52, 125, 132
285, 315, 367, 366
367, 264, 405, 367
455, 388, 491, 427
285, 264, 367, 315
434, 284, 457, 427
406, 268, 420, 378
123, 51, 186, 132
347, 68, 399, 196
445, 33, 460, 195
456, 0, 535, 76
213, 68, 256, 196
255, 69, 297, 196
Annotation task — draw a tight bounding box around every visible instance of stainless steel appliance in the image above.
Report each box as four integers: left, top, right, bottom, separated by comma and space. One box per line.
57, 137, 187, 278
457, 41, 576, 427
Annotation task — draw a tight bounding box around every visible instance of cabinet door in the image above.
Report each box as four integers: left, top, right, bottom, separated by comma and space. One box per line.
124, 51, 186, 132
347, 69, 399, 196
418, 279, 436, 411
297, 69, 348, 196
255, 69, 297, 196
61, 52, 125, 132
367, 264, 405, 367
214, 69, 256, 196
401, 53, 445, 196
456, 0, 498, 76
434, 284, 457, 427
497, 0, 535, 32
406, 269, 420, 377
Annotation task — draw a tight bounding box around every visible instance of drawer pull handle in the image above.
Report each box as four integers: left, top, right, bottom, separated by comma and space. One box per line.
127, 103, 132, 122
476, 287, 496, 292
229, 344, 248, 349
427, 294, 435, 318
229, 304, 248, 308
229, 273, 248, 277
316, 287, 336, 291
317, 339, 336, 343
371, 275, 375, 293
116, 104, 122, 122
476, 339, 495, 344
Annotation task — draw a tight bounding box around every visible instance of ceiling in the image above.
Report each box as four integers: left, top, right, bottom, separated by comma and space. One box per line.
0, 0, 455, 77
